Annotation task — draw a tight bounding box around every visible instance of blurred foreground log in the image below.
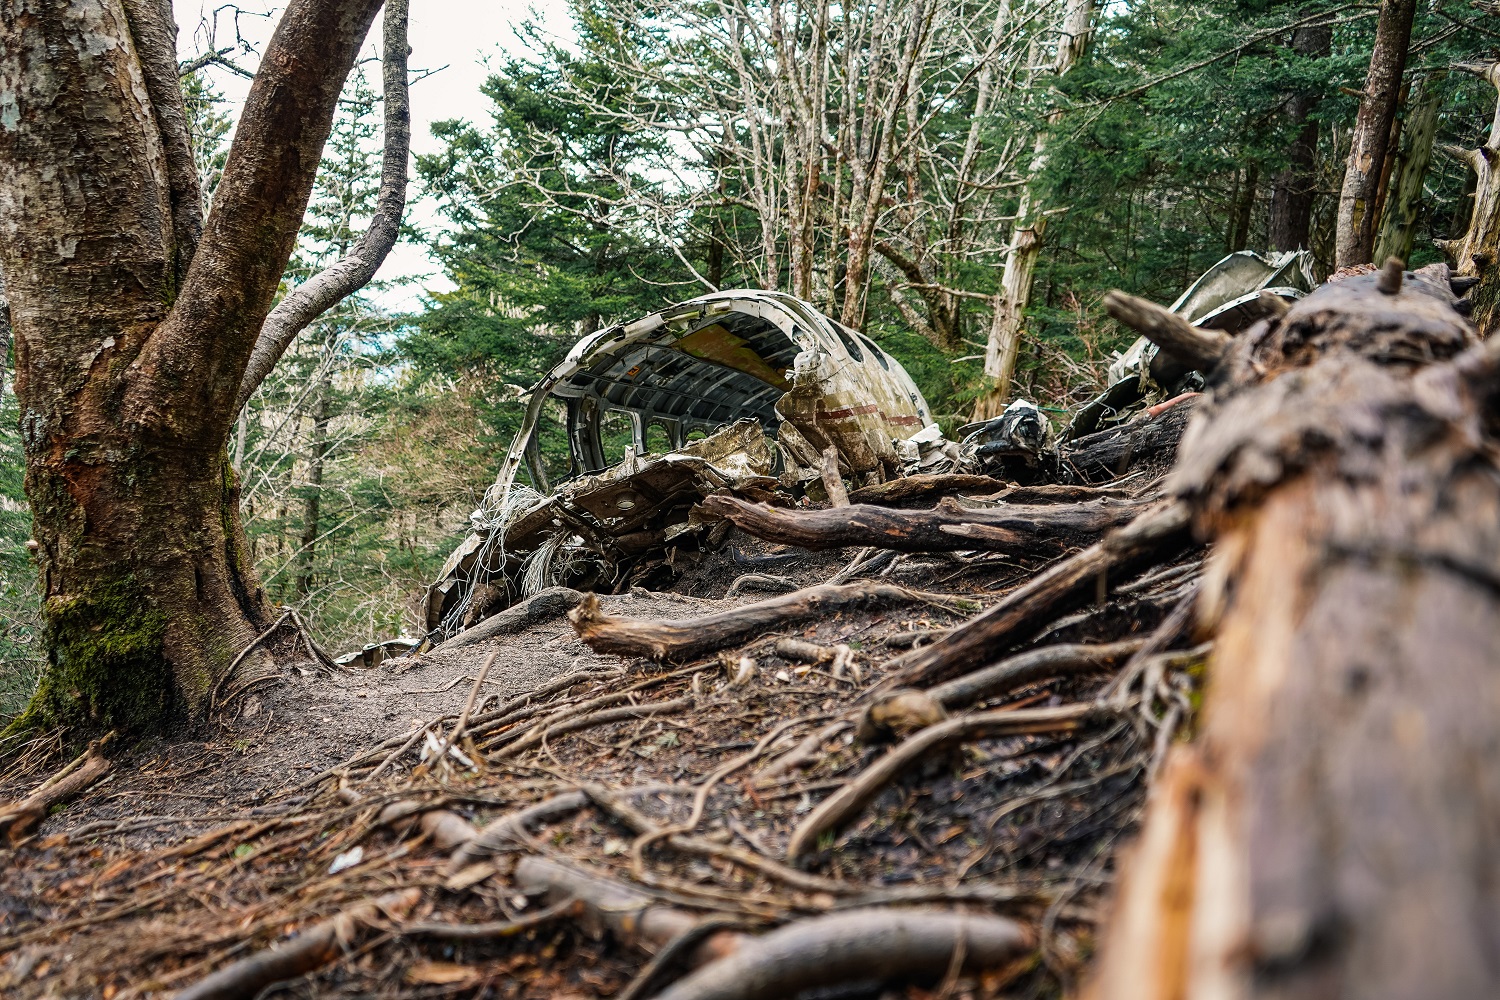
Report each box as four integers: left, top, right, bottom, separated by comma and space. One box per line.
1090, 265, 1500, 999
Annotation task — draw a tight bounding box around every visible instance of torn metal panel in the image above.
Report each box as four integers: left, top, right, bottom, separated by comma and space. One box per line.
491, 290, 933, 503
422, 417, 780, 635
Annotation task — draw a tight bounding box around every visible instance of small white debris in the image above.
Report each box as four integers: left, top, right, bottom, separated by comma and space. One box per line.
328, 846, 363, 874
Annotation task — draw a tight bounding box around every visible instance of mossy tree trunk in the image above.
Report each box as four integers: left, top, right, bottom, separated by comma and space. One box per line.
0, 0, 389, 736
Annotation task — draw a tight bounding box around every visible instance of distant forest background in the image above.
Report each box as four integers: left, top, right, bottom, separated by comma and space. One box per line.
3, 0, 1496, 718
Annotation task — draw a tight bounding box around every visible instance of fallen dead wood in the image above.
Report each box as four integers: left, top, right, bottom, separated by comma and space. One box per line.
786, 703, 1099, 859
700, 493, 1142, 554
1089, 269, 1500, 997
847, 473, 1010, 505
1102, 290, 1230, 372
176, 889, 422, 1000
569, 582, 919, 661
886, 502, 1192, 688
0, 735, 113, 845
430, 585, 585, 652
650, 908, 1033, 1000
926, 639, 1146, 709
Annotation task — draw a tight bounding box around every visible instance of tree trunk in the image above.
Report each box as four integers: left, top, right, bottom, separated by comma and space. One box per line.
1334, 0, 1416, 269
0, 0, 384, 736
1374, 72, 1442, 266
1087, 268, 1498, 999
1439, 62, 1500, 336
296, 369, 332, 597
1268, 21, 1332, 252
1227, 162, 1260, 252
975, 0, 1094, 418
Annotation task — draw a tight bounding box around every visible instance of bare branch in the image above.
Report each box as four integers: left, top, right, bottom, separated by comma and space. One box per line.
234, 0, 410, 410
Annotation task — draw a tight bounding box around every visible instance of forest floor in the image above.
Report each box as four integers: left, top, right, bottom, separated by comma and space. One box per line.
0, 414, 1200, 1000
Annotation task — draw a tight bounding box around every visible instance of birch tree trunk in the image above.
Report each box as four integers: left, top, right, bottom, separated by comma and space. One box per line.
1334, 0, 1416, 269
0, 0, 385, 736
975, 0, 1094, 418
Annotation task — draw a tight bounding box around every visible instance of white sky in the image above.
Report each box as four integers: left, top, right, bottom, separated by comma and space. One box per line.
173, 1, 577, 308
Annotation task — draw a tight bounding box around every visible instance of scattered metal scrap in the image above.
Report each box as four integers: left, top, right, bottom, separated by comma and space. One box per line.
422, 255, 1321, 646
423, 291, 937, 638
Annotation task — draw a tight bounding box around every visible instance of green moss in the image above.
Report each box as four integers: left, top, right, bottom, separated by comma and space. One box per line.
20, 575, 175, 736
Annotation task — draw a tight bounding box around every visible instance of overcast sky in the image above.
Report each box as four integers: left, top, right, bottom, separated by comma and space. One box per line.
173, 1, 577, 307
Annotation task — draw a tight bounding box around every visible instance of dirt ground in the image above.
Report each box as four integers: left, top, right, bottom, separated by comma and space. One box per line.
0, 504, 1196, 1000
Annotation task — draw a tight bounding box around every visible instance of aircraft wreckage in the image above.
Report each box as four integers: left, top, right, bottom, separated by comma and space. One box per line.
412, 251, 1316, 650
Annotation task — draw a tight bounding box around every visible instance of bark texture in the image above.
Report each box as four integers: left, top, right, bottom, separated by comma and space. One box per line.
0, 0, 384, 734
1088, 268, 1500, 999
1334, 0, 1416, 269
1373, 71, 1442, 265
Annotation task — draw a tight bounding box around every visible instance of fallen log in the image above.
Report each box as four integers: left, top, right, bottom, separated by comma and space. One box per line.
1088, 268, 1500, 998
885, 502, 1192, 688
650, 908, 1033, 1000
569, 582, 919, 662
699, 494, 1142, 555
847, 473, 1010, 506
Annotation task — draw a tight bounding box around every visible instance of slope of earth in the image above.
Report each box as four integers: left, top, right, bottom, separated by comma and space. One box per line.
0, 404, 1202, 1000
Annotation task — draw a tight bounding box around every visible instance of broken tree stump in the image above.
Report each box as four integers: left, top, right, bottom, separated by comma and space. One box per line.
1089, 267, 1500, 999
699, 493, 1143, 555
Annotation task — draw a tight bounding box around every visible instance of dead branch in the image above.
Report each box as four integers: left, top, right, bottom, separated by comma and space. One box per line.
786, 703, 1100, 859
0, 735, 113, 844
649, 908, 1033, 1000
887, 502, 1192, 688
1102, 290, 1230, 371
176, 889, 422, 1000
820, 444, 850, 506
700, 494, 1143, 554
569, 582, 920, 661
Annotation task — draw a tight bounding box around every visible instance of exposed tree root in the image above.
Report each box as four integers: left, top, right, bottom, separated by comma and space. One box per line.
175, 889, 422, 1000
786, 703, 1101, 859
887, 502, 1191, 687
0, 735, 113, 845
649, 908, 1033, 1000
